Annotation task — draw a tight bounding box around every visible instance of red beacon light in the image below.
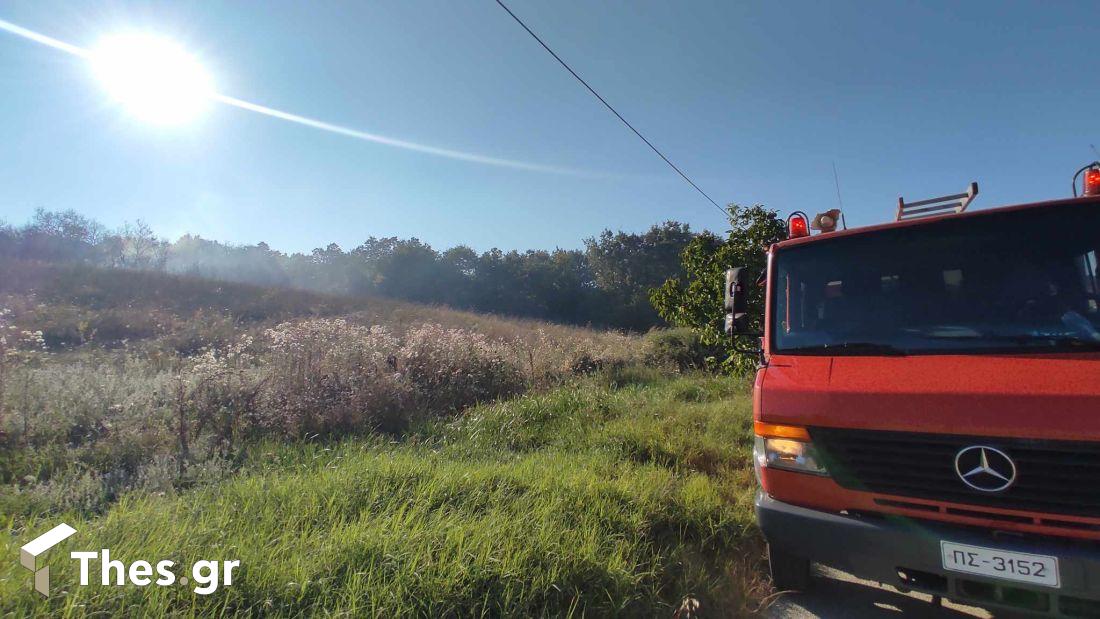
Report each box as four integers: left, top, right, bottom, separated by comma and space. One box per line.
787, 212, 810, 238
1085, 167, 1100, 197
1073, 161, 1100, 197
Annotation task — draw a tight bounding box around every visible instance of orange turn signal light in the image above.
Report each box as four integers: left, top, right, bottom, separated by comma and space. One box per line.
754, 421, 811, 441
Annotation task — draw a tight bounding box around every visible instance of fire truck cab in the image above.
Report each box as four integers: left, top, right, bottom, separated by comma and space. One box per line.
729, 165, 1100, 616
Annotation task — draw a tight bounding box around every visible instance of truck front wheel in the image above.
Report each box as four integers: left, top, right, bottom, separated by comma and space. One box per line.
768, 544, 812, 592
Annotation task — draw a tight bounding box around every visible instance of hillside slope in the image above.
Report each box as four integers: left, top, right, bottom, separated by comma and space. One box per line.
0, 259, 633, 352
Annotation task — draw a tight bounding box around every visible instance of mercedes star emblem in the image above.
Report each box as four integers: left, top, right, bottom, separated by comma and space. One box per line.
954, 445, 1017, 492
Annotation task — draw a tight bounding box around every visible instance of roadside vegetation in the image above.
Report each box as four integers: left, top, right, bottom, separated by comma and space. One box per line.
0, 261, 643, 517
0, 202, 781, 615
1, 371, 764, 617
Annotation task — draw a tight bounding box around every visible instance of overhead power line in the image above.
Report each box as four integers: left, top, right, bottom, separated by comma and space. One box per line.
493, 0, 727, 217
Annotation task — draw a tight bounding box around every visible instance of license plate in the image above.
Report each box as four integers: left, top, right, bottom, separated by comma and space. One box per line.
941, 541, 1060, 588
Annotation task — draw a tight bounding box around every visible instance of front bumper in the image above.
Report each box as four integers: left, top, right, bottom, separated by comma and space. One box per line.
756, 491, 1100, 616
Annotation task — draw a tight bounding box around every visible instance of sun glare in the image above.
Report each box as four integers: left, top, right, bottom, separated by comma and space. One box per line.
90, 33, 213, 125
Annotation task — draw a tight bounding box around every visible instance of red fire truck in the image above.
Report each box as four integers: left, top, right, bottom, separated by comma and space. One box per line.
726, 163, 1100, 616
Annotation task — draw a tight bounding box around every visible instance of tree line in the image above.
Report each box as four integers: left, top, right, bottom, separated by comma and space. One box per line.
0, 208, 696, 331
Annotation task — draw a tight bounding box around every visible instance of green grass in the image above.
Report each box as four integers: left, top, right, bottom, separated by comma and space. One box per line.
1, 372, 765, 617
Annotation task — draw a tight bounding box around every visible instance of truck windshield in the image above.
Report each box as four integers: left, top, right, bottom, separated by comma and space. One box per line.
772, 201, 1100, 355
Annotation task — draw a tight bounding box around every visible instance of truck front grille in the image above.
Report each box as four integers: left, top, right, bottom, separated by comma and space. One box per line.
809, 427, 1100, 518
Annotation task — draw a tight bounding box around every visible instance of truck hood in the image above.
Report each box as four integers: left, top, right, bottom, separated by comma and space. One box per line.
760, 354, 1100, 441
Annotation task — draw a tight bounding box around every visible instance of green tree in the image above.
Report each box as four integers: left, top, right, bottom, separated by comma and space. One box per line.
584, 221, 694, 330
649, 204, 786, 371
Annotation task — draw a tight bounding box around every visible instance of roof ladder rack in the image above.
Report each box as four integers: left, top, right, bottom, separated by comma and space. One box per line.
896, 182, 979, 221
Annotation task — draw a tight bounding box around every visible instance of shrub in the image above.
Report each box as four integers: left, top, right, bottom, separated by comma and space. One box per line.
263, 319, 408, 436
399, 324, 525, 415
0, 307, 46, 443
643, 328, 717, 371
260, 320, 526, 435
155, 310, 237, 356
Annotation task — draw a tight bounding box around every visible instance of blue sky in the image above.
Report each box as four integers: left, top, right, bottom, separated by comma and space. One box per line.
0, 0, 1097, 254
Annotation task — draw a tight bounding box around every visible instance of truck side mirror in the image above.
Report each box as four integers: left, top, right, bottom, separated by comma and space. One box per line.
724, 267, 750, 334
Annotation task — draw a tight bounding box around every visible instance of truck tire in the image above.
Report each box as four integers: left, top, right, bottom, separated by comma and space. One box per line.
768, 544, 812, 592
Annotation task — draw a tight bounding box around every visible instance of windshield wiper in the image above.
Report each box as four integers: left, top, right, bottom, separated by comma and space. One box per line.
782, 342, 908, 356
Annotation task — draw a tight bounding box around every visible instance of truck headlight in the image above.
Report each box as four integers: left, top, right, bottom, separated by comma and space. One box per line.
754, 422, 829, 476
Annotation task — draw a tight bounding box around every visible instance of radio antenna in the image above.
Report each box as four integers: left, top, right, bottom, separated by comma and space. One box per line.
832, 161, 848, 229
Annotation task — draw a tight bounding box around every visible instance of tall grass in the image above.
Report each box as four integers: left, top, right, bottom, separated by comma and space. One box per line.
0, 261, 768, 616
0, 263, 646, 517
0, 317, 645, 516
1, 373, 766, 617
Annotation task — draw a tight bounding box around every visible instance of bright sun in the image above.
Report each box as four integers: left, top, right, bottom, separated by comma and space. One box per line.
90, 33, 213, 125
